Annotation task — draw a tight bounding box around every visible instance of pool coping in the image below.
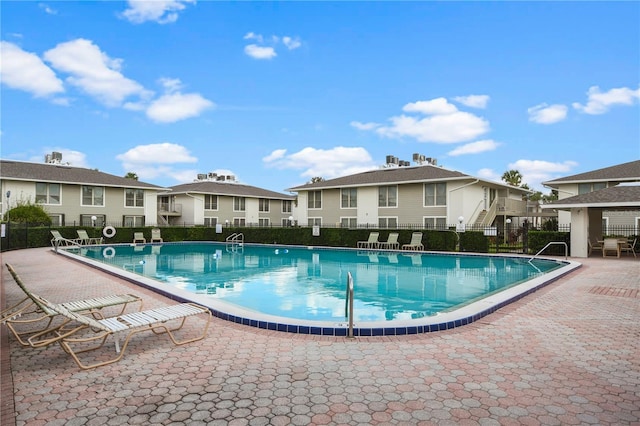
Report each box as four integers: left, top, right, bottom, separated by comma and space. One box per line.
54, 242, 582, 337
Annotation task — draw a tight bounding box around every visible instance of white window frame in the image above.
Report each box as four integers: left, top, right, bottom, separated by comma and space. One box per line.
282, 200, 292, 214
308, 217, 322, 226
81, 186, 105, 207
233, 217, 246, 226
341, 188, 357, 208
205, 195, 218, 210
424, 183, 446, 206
340, 217, 357, 228
36, 182, 61, 205
378, 185, 398, 208
424, 216, 447, 230
204, 217, 218, 227
123, 215, 144, 227
259, 218, 270, 226
125, 188, 144, 208
378, 217, 398, 228
308, 191, 322, 209
233, 197, 246, 212
259, 198, 270, 212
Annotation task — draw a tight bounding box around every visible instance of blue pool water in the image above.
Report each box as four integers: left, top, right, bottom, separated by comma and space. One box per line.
75, 243, 565, 324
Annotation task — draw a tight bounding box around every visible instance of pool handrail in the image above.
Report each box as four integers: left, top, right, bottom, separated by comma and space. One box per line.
345, 272, 354, 338
528, 241, 568, 262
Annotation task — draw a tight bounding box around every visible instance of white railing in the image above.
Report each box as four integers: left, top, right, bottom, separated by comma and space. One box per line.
345, 272, 354, 338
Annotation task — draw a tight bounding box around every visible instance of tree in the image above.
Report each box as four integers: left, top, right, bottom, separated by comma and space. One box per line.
4, 203, 52, 225
501, 170, 523, 187
309, 177, 325, 184
124, 172, 139, 180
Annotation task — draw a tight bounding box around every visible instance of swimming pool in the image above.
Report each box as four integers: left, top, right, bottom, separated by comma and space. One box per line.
62, 242, 580, 336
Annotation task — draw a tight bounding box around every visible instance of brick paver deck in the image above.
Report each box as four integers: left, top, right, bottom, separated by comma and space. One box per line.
1, 247, 638, 425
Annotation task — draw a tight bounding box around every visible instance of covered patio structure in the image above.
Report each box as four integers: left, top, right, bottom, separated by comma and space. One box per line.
542, 183, 640, 258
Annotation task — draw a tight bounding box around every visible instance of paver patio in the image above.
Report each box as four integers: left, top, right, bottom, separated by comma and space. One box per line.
1, 247, 638, 425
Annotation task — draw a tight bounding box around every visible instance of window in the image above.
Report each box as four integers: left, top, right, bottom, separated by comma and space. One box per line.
233, 197, 245, 211
308, 191, 322, 209
233, 218, 246, 226
424, 183, 446, 206
282, 218, 293, 226
123, 216, 144, 227
259, 218, 270, 226
36, 183, 61, 205
340, 217, 357, 228
205, 195, 218, 210
341, 189, 357, 208
282, 200, 292, 213
378, 217, 398, 228
125, 189, 144, 207
82, 186, 104, 206
49, 214, 64, 226
308, 218, 322, 226
259, 198, 270, 212
578, 182, 607, 195
424, 217, 446, 230
80, 214, 105, 227
378, 186, 397, 207
204, 217, 218, 227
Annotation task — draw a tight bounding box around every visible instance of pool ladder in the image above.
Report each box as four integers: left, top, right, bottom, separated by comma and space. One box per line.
345, 272, 355, 338
225, 233, 244, 253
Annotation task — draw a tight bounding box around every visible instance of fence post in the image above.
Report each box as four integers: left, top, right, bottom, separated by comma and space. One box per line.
522, 219, 529, 254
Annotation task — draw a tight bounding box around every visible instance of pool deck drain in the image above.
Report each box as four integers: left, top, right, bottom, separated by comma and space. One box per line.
2, 247, 639, 425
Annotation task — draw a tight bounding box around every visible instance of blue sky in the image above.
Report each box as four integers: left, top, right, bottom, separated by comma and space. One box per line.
1, 1, 639, 193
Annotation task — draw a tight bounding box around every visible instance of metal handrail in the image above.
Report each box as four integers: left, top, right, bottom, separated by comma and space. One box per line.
345, 272, 354, 338
225, 233, 244, 244
528, 241, 568, 262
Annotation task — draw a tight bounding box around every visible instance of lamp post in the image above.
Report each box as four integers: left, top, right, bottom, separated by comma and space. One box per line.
91, 215, 97, 227
5, 191, 10, 223
288, 215, 294, 227
504, 218, 511, 245
456, 216, 465, 252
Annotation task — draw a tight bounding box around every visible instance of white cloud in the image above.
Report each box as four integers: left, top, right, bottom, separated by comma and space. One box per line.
452, 95, 489, 109
507, 159, 578, 191
38, 3, 58, 15
243, 33, 302, 59
0, 41, 64, 98
146, 92, 214, 123
528, 103, 568, 124
244, 44, 277, 60
376, 111, 490, 143
263, 149, 287, 162
403, 98, 458, 115
359, 97, 490, 144
447, 139, 499, 156
350, 121, 379, 131
43, 38, 150, 107
121, 0, 195, 24
282, 36, 302, 50
476, 168, 501, 183
116, 142, 198, 179
572, 85, 640, 115
264, 146, 376, 180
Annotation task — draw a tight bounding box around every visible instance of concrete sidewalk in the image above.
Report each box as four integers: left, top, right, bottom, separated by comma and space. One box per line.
1, 247, 638, 425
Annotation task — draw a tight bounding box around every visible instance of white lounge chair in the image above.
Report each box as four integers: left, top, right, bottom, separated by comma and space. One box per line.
150, 228, 163, 243
357, 232, 380, 249
1, 263, 143, 347
133, 232, 146, 243
29, 294, 212, 370
76, 229, 104, 245
379, 232, 400, 250
402, 232, 424, 251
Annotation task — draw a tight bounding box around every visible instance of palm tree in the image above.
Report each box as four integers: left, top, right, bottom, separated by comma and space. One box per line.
501, 170, 522, 187
124, 172, 139, 180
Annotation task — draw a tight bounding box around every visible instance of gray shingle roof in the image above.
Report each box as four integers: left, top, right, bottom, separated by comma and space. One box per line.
543, 160, 640, 186
289, 164, 474, 190
543, 184, 640, 208
1, 159, 164, 190
167, 181, 295, 200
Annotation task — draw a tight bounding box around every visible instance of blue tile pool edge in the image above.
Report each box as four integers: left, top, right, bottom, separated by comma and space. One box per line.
54, 243, 582, 337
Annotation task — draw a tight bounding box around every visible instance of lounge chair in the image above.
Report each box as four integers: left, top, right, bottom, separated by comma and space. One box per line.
76, 229, 104, 245
28, 293, 211, 369
379, 232, 400, 250
150, 228, 163, 243
402, 232, 424, 251
133, 232, 146, 243
50, 230, 81, 248
588, 238, 602, 256
357, 232, 380, 249
621, 238, 637, 258
602, 238, 620, 258
1, 263, 143, 347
